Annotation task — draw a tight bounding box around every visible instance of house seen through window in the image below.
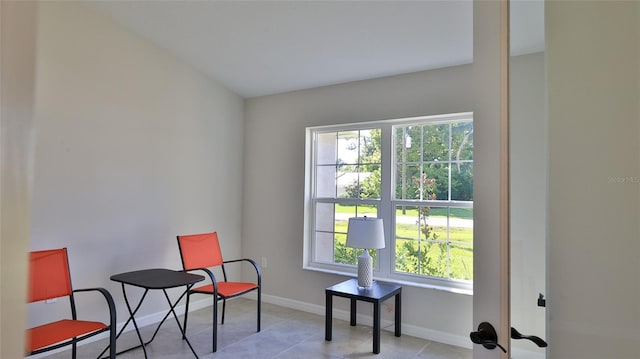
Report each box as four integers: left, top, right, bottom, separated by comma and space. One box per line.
304, 113, 473, 291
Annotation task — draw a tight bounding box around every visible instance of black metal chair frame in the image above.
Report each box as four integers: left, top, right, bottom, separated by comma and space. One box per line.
27, 249, 117, 359
178, 242, 261, 353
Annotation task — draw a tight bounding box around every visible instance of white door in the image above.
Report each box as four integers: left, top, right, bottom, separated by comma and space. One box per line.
471, 1, 510, 358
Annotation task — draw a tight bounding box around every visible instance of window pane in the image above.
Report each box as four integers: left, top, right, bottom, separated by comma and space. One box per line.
315, 202, 335, 232
315, 232, 334, 263
395, 238, 420, 274
316, 165, 337, 198
337, 165, 357, 198
395, 164, 420, 200
396, 126, 421, 163
338, 131, 359, 165
335, 129, 382, 200
337, 203, 357, 219
355, 204, 378, 218
334, 233, 355, 265
317, 132, 337, 165
451, 121, 473, 161
450, 244, 473, 281
341, 204, 378, 223
395, 205, 420, 240
449, 207, 473, 245
422, 206, 448, 242
422, 240, 448, 277
395, 128, 405, 164
395, 205, 423, 275
423, 163, 449, 200
359, 164, 380, 199
360, 129, 380, 164
422, 123, 450, 162
334, 207, 350, 234
451, 162, 473, 201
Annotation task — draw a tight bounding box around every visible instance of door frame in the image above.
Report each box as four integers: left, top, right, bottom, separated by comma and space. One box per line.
471, 0, 510, 358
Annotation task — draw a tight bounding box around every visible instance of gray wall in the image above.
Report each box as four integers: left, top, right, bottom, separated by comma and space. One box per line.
27, 2, 245, 328
547, 1, 640, 358
242, 46, 546, 351
243, 64, 476, 344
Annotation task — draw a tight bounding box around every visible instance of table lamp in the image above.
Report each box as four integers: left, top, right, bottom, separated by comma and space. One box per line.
346, 217, 385, 287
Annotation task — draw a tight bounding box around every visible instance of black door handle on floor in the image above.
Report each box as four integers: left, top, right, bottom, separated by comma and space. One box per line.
469, 322, 507, 353
511, 327, 548, 347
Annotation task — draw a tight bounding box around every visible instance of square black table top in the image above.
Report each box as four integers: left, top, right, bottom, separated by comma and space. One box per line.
326, 278, 401, 300
111, 268, 204, 289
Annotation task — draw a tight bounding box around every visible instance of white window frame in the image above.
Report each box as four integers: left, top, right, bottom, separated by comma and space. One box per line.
303, 112, 473, 294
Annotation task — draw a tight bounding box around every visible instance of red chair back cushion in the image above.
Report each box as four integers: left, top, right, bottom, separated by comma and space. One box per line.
28, 248, 73, 303
178, 232, 224, 270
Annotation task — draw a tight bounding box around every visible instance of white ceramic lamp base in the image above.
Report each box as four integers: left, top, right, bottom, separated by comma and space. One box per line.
357, 250, 373, 287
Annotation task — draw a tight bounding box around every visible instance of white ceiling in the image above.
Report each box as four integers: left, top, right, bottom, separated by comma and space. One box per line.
88, 1, 543, 98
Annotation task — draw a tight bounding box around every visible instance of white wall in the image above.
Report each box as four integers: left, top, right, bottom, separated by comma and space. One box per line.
0, 2, 37, 357
547, 1, 640, 358
28, 2, 244, 327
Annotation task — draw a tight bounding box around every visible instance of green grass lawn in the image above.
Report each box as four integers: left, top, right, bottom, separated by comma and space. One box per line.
395, 224, 472, 244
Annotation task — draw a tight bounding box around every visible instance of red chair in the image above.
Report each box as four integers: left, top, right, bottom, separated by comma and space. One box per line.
26, 248, 116, 358
177, 232, 261, 352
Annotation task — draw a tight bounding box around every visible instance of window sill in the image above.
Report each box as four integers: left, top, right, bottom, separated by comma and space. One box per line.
303, 264, 473, 296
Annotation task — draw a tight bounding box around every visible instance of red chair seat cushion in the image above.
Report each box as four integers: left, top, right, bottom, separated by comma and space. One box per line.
193, 281, 258, 297
26, 319, 107, 352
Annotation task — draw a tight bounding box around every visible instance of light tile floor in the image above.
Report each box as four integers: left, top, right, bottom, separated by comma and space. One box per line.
40, 298, 471, 359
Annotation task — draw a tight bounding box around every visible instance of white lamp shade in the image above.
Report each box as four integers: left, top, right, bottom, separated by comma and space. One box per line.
346, 217, 385, 249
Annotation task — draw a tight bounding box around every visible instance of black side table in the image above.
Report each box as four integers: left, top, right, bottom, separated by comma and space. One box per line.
100, 268, 204, 358
325, 278, 402, 354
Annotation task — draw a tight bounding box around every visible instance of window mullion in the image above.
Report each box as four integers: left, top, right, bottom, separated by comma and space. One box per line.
448, 122, 453, 202
420, 126, 425, 201
376, 124, 392, 277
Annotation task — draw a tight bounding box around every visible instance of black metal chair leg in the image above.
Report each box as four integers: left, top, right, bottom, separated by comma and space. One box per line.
257, 288, 261, 332
109, 324, 116, 359
182, 293, 191, 339
212, 296, 218, 352
221, 298, 226, 325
